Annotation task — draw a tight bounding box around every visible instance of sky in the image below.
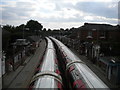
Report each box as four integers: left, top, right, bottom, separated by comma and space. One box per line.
0, 0, 119, 29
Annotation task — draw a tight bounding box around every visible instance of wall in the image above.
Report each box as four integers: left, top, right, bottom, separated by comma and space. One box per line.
0, 26, 2, 89
78, 29, 119, 42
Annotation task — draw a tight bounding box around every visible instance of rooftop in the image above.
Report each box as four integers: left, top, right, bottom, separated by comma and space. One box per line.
99, 56, 120, 66
79, 23, 118, 31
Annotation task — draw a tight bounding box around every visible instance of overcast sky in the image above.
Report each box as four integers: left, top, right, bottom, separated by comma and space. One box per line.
0, 0, 119, 29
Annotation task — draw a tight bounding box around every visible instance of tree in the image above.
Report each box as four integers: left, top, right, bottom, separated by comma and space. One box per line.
25, 20, 43, 32
3, 25, 15, 33
65, 28, 69, 31
43, 28, 46, 32
16, 24, 25, 32
2, 29, 11, 51
48, 29, 51, 31
60, 28, 64, 31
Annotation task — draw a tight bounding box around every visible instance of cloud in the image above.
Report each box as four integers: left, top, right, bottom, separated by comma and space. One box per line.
1, 0, 119, 29
75, 2, 118, 18
43, 22, 84, 29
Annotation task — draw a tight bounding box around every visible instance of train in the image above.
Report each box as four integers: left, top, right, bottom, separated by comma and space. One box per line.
50, 36, 109, 89
29, 36, 109, 89
29, 37, 63, 89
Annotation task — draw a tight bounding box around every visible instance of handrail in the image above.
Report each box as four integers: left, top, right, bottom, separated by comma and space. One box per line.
66, 60, 85, 71
30, 71, 62, 84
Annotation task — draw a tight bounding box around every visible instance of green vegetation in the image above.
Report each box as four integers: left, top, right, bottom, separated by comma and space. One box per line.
1, 20, 73, 52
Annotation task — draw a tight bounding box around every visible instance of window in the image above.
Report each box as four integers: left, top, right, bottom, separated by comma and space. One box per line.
88, 31, 92, 36
100, 32, 105, 39
86, 31, 93, 38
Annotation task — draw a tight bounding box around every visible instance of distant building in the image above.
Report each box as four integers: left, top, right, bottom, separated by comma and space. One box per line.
76, 23, 119, 42
13, 39, 30, 46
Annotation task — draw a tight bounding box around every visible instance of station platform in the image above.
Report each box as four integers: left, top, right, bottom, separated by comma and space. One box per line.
2, 39, 46, 89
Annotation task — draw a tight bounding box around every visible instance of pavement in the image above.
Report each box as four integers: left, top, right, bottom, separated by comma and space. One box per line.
2, 39, 46, 89
70, 48, 118, 89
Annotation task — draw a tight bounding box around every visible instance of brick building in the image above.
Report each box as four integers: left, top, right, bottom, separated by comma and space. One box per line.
76, 23, 120, 42
68, 23, 120, 86
70, 23, 120, 63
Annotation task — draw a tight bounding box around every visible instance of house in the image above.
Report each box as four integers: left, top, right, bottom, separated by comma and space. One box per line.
76, 23, 119, 42
74, 23, 120, 58
13, 39, 30, 46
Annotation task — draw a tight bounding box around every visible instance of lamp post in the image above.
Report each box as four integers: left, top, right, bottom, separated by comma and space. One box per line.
92, 29, 100, 64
